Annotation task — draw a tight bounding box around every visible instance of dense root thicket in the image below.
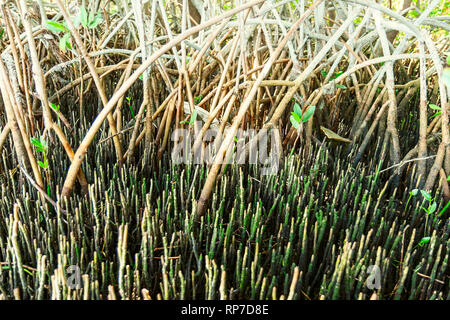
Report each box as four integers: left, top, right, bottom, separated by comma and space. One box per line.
0, 0, 449, 300
0, 140, 448, 299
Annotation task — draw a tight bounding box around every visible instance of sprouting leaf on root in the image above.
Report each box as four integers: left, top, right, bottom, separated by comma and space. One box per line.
88, 12, 103, 29
30, 138, 46, 153
38, 160, 48, 169
59, 33, 72, 51
420, 189, 431, 201
430, 111, 441, 119
429, 104, 441, 110
301, 105, 315, 122
291, 112, 301, 123
290, 116, 300, 130
80, 6, 89, 27
50, 103, 60, 112
418, 236, 431, 246
410, 189, 419, 196
429, 201, 437, 214
336, 84, 347, 90
46, 21, 68, 33
320, 126, 352, 143
191, 109, 198, 125
293, 102, 302, 117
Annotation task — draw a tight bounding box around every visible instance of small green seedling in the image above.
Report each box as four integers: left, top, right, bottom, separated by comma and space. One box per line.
336, 84, 347, 90
429, 104, 441, 119
406, 188, 448, 232
290, 102, 316, 130
321, 70, 343, 80
405, 188, 419, 209
46, 20, 72, 51
0, 27, 4, 40
419, 190, 437, 233
50, 103, 61, 120
30, 137, 48, 170
412, 236, 431, 250
73, 6, 103, 29
125, 96, 135, 122
46, 6, 102, 52
194, 95, 203, 104
180, 109, 197, 127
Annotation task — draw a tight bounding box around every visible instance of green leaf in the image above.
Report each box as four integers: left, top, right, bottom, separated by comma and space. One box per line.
320, 70, 327, 77
418, 236, 431, 246
30, 137, 42, 148
429, 104, 441, 110
0, 28, 4, 39
23, 268, 33, 276
59, 33, 72, 51
291, 112, 301, 123
301, 105, 316, 123
88, 13, 102, 29
429, 201, 437, 214
430, 111, 441, 119
333, 71, 343, 78
290, 115, 300, 129
80, 6, 89, 27
190, 110, 197, 125
50, 103, 60, 111
410, 189, 419, 196
38, 160, 48, 169
438, 200, 450, 216
336, 84, 347, 90
293, 103, 302, 117
46, 21, 68, 34
420, 190, 431, 201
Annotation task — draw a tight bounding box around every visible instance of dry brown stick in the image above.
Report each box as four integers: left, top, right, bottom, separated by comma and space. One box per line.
374, 10, 401, 181
0, 4, 24, 93
425, 142, 445, 191
0, 58, 43, 187
417, 39, 428, 185
6, 7, 34, 134
0, 123, 11, 152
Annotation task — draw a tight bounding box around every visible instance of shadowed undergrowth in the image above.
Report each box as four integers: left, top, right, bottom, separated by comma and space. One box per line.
0, 137, 448, 300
